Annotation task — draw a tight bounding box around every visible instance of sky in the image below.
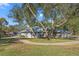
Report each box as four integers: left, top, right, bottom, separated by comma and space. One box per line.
36, 8, 45, 21
0, 3, 18, 26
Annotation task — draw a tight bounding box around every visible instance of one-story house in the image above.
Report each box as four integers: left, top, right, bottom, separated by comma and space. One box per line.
18, 26, 72, 38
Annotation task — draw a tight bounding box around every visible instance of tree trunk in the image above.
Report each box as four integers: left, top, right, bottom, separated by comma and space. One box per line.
51, 18, 57, 39
72, 29, 76, 35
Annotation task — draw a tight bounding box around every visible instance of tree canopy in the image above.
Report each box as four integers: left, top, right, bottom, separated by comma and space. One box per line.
8, 3, 79, 39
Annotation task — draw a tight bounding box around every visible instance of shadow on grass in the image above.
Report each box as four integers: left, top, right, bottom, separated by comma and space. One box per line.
0, 39, 19, 46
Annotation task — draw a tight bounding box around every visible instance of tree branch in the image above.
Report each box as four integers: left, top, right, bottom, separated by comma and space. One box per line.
55, 17, 68, 27
27, 3, 48, 36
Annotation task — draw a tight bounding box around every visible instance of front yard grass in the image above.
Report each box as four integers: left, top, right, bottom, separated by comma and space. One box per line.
0, 41, 79, 55
0, 38, 79, 56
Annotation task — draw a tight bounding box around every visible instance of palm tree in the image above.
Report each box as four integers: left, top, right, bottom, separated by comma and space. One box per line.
0, 18, 8, 25
0, 18, 8, 38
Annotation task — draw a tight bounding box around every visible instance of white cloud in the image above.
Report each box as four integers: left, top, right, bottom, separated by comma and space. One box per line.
0, 3, 10, 9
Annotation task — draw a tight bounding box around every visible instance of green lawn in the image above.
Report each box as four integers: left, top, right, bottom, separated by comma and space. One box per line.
28, 38, 75, 43
0, 39, 79, 56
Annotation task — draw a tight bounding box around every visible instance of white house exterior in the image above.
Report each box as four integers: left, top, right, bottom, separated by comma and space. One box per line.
18, 26, 72, 39
19, 30, 35, 38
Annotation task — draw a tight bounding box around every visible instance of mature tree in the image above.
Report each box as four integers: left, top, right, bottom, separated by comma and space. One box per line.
62, 4, 79, 35
8, 3, 79, 39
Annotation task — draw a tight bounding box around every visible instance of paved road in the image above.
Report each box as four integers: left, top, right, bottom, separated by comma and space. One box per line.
19, 40, 79, 46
